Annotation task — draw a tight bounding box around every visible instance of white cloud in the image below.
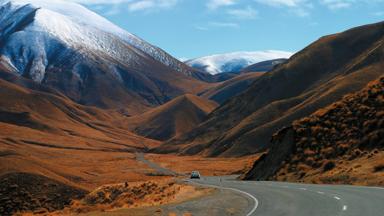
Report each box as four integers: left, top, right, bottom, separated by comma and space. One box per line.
66, 0, 133, 4
207, 0, 237, 10
128, 0, 154, 11
320, 0, 352, 10
209, 21, 239, 28
255, 0, 307, 7
65, 0, 179, 12
227, 6, 258, 19
255, 0, 312, 17
194, 25, 209, 31
372, 11, 384, 16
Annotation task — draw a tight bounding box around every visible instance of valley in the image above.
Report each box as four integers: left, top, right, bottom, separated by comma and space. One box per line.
0, 0, 383, 215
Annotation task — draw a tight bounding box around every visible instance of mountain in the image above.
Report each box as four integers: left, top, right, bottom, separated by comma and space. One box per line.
0, 0, 211, 114
125, 94, 218, 141
241, 58, 287, 73
185, 51, 293, 75
0, 69, 159, 152
0, 67, 165, 215
159, 21, 384, 156
243, 77, 384, 186
201, 72, 264, 104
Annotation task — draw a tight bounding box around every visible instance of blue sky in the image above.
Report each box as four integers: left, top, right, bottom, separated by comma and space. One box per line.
69, 0, 384, 59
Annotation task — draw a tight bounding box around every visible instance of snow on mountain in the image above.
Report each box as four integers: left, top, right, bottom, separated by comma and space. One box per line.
0, 0, 205, 80
185, 51, 294, 75
0, 0, 209, 112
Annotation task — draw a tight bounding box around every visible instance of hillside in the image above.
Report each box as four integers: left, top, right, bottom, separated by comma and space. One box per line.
0, 69, 161, 180
243, 77, 384, 185
241, 59, 287, 73
201, 72, 264, 104
0, 69, 168, 214
160, 21, 384, 156
126, 94, 218, 141
0, 0, 211, 114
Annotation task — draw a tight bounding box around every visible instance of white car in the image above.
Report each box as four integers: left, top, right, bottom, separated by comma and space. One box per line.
190, 171, 201, 179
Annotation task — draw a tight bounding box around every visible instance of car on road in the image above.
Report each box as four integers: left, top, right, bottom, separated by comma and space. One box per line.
190, 171, 201, 179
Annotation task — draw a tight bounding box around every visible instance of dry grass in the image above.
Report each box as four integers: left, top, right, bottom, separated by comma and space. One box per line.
273, 77, 384, 185
146, 153, 260, 176
45, 179, 213, 215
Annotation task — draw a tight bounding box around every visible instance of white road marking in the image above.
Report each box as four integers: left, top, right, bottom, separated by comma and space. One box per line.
299, 187, 307, 190
189, 180, 259, 216
334, 196, 341, 200
343, 205, 348, 211
317, 191, 325, 194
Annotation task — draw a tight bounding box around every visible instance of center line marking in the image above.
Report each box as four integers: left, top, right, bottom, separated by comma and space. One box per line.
343, 205, 348, 211
334, 196, 341, 200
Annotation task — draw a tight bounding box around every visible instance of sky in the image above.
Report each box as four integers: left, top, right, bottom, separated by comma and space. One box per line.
67, 0, 384, 59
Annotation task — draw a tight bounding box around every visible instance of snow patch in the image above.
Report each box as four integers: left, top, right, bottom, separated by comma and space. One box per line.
186, 51, 294, 75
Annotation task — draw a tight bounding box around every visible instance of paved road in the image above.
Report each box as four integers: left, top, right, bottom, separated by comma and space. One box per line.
136, 154, 384, 216
135, 153, 179, 176
191, 176, 384, 216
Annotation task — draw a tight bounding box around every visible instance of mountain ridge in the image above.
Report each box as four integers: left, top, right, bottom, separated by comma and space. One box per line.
0, 0, 211, 114
159, 21, 384, 156
126, 94, 218, 141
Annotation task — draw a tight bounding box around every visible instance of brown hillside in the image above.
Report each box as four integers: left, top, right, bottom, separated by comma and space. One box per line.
201, 72, 264, 104
0, 72, 161, 183
243, 77, 384, 186
126, 94, 218, 141
160, 21, 384, 156
0, 71, 166, 214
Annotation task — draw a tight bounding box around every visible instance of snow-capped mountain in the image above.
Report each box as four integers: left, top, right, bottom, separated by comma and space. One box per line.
0, 0, 209, 113
185, 51, 293, 75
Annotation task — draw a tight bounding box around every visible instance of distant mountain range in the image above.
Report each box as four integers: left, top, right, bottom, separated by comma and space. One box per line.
0, 0, 211, 114
185, 51, 293, 74
159, 21, 384, 156
0, 1, 384, 212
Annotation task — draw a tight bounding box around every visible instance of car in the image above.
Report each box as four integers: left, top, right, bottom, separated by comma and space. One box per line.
190, 171, 201, 179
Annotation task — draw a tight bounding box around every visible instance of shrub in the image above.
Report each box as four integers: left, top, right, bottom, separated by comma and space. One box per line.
373, 164, 384, 172
323, 161, 335, 172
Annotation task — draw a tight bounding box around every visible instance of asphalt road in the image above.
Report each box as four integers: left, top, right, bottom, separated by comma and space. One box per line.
135, 153, 178, 176
136, 154, 384, 216
191, 176, 384, 216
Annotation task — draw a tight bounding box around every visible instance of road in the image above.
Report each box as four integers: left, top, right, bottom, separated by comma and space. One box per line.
135, 153, 179, 176
136, 153, 384, 216
192, 176, 384, 216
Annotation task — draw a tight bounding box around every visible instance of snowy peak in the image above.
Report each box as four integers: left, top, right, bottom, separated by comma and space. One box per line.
0, 0, 210, 112
186, 51, 293, 75
0, 0, 130, 37
0, 0, 205, 80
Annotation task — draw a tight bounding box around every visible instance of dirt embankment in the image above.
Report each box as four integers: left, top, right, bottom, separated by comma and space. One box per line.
244, 77, 384, 185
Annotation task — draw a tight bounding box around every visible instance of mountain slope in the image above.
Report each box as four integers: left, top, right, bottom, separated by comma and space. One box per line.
0, 70, 159, 151
160, 21, 384, 156
126, 94, 218, 141
241, 58, 287, 73
0, 0, 210, 114
201, 72, 264, 104
186, 51, 293, 75
0, 69, 161, 211
243, 77, 384, 185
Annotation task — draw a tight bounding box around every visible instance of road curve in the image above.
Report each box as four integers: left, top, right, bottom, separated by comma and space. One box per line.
135, 154, 384, 216
191, 176, 384, 216
135, 153, 179, 176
